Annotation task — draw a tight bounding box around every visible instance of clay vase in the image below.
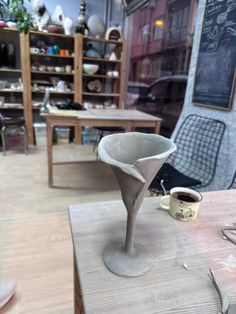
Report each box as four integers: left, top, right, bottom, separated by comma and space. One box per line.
63, 17, 73, 35
87, 15, 106, 38
51, 5, 65, 26
98, 132, 176, 277
85, 44, 101, 58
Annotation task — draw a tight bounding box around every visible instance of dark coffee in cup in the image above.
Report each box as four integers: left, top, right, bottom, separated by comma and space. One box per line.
173, 192, 199, 203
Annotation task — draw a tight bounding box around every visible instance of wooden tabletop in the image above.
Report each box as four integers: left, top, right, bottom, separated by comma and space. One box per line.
76, 109, 162, 122
69, 189, 236, 314
46, 108, 162, 122
44, 108, 162, 187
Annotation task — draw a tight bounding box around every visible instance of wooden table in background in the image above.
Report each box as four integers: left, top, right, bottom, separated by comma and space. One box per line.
45, 109, 161, 187
69, 189, 236, 314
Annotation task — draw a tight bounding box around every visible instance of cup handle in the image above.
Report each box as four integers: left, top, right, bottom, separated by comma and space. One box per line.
160, 195, 170, 210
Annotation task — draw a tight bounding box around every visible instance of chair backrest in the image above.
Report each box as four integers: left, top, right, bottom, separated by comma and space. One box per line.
228, 172, 236, 189
168, 114, 226, 187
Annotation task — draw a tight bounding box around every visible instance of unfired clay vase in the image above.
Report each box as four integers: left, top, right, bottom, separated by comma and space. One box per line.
98, 132, 176, 277
87, 15, 106, 38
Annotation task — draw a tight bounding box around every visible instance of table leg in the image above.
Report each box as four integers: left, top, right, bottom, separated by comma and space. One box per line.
154, 121, 161, 134
74, 252, 84, 314
46, 121, 53, 187
75, 126, 82, 145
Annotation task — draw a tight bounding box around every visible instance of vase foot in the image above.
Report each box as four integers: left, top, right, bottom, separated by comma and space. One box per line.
103, 241, 154, 277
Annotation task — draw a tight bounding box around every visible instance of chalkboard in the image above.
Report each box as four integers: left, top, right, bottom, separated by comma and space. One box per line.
193, 0, 236, 110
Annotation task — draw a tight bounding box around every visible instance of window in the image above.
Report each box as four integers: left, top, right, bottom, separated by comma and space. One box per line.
140, 24, 150, 44
125, 0, 198, 137
139, 57, 150, 78
153, 18, 164, 40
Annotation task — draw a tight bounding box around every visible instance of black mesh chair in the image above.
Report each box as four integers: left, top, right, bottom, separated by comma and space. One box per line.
149, 114, 226, 194
228, 172, 236, 189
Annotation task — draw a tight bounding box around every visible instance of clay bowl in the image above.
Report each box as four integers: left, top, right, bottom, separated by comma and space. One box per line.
47, 66, 55, 72
83, 64, 99, 75
47, 24, 64, 34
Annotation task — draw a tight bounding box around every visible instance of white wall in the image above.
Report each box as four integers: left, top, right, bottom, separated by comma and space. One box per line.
172, 0, 236, 191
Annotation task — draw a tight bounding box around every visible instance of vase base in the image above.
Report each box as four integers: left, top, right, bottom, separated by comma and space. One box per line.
103, 241, 154, 277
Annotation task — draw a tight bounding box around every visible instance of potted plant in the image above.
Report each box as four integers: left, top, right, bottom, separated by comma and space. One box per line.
1, 0, 32, 33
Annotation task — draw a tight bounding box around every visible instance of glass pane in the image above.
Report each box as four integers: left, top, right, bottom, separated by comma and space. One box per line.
125, 0, 198, 137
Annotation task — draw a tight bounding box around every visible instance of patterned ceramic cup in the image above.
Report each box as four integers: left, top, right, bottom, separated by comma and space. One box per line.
160, 187, 202, 222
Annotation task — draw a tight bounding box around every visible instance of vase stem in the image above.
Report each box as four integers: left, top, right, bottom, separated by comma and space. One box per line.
125, 212, 137, 255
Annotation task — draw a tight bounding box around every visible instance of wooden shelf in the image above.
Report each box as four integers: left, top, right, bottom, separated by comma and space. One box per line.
0, 69, 22, 73
83, 57, 121, 63
83, 92, 120, 97
31, 71, 73, 76
0, 89, 23, 93
83, 36, 123, 45
31, 53, 74, 59
32, 90, 74, 95
83, 74, 120, 79
30, 30, 74, 39
0, 27, 19, 33
1, 103, 23, 109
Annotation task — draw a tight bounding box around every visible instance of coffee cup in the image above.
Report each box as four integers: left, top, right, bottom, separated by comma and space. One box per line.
39, 65, 46, 72
47, 46, 54, 54
53, 45, 60, 55
30, 47, 39, 54
65, 65, 72, 73
160, 187, 202, 222
59, 49, 66, 56
55, 66, 64, 73
56, 80, 67, 92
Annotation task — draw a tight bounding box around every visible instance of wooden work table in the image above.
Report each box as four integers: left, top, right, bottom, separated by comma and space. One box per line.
45, 109, 161, 187
69, 189, 236, 314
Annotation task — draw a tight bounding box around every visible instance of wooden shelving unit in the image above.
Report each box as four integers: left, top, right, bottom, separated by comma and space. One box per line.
76, 34, 127, 109
0, 29, 127, 144
0, 28, 26, 134
20, 31, 75, 143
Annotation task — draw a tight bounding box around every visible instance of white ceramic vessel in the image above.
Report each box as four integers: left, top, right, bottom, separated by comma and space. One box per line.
83, 64, 99, 75
87, 15, 106, 38
63, 17, 73, 35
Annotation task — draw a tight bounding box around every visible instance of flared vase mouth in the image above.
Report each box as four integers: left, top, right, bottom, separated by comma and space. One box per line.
98, 132, 176, 168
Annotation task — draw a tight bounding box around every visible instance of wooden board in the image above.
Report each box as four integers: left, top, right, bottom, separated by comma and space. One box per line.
69, 190, 236, 314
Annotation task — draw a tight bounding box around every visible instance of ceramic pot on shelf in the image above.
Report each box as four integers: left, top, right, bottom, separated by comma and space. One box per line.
87, 15, 106, 38
63, 17, 73, 35
56, 80, 67, 92
74, 0, 89, 35
85, 44, 101, 59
